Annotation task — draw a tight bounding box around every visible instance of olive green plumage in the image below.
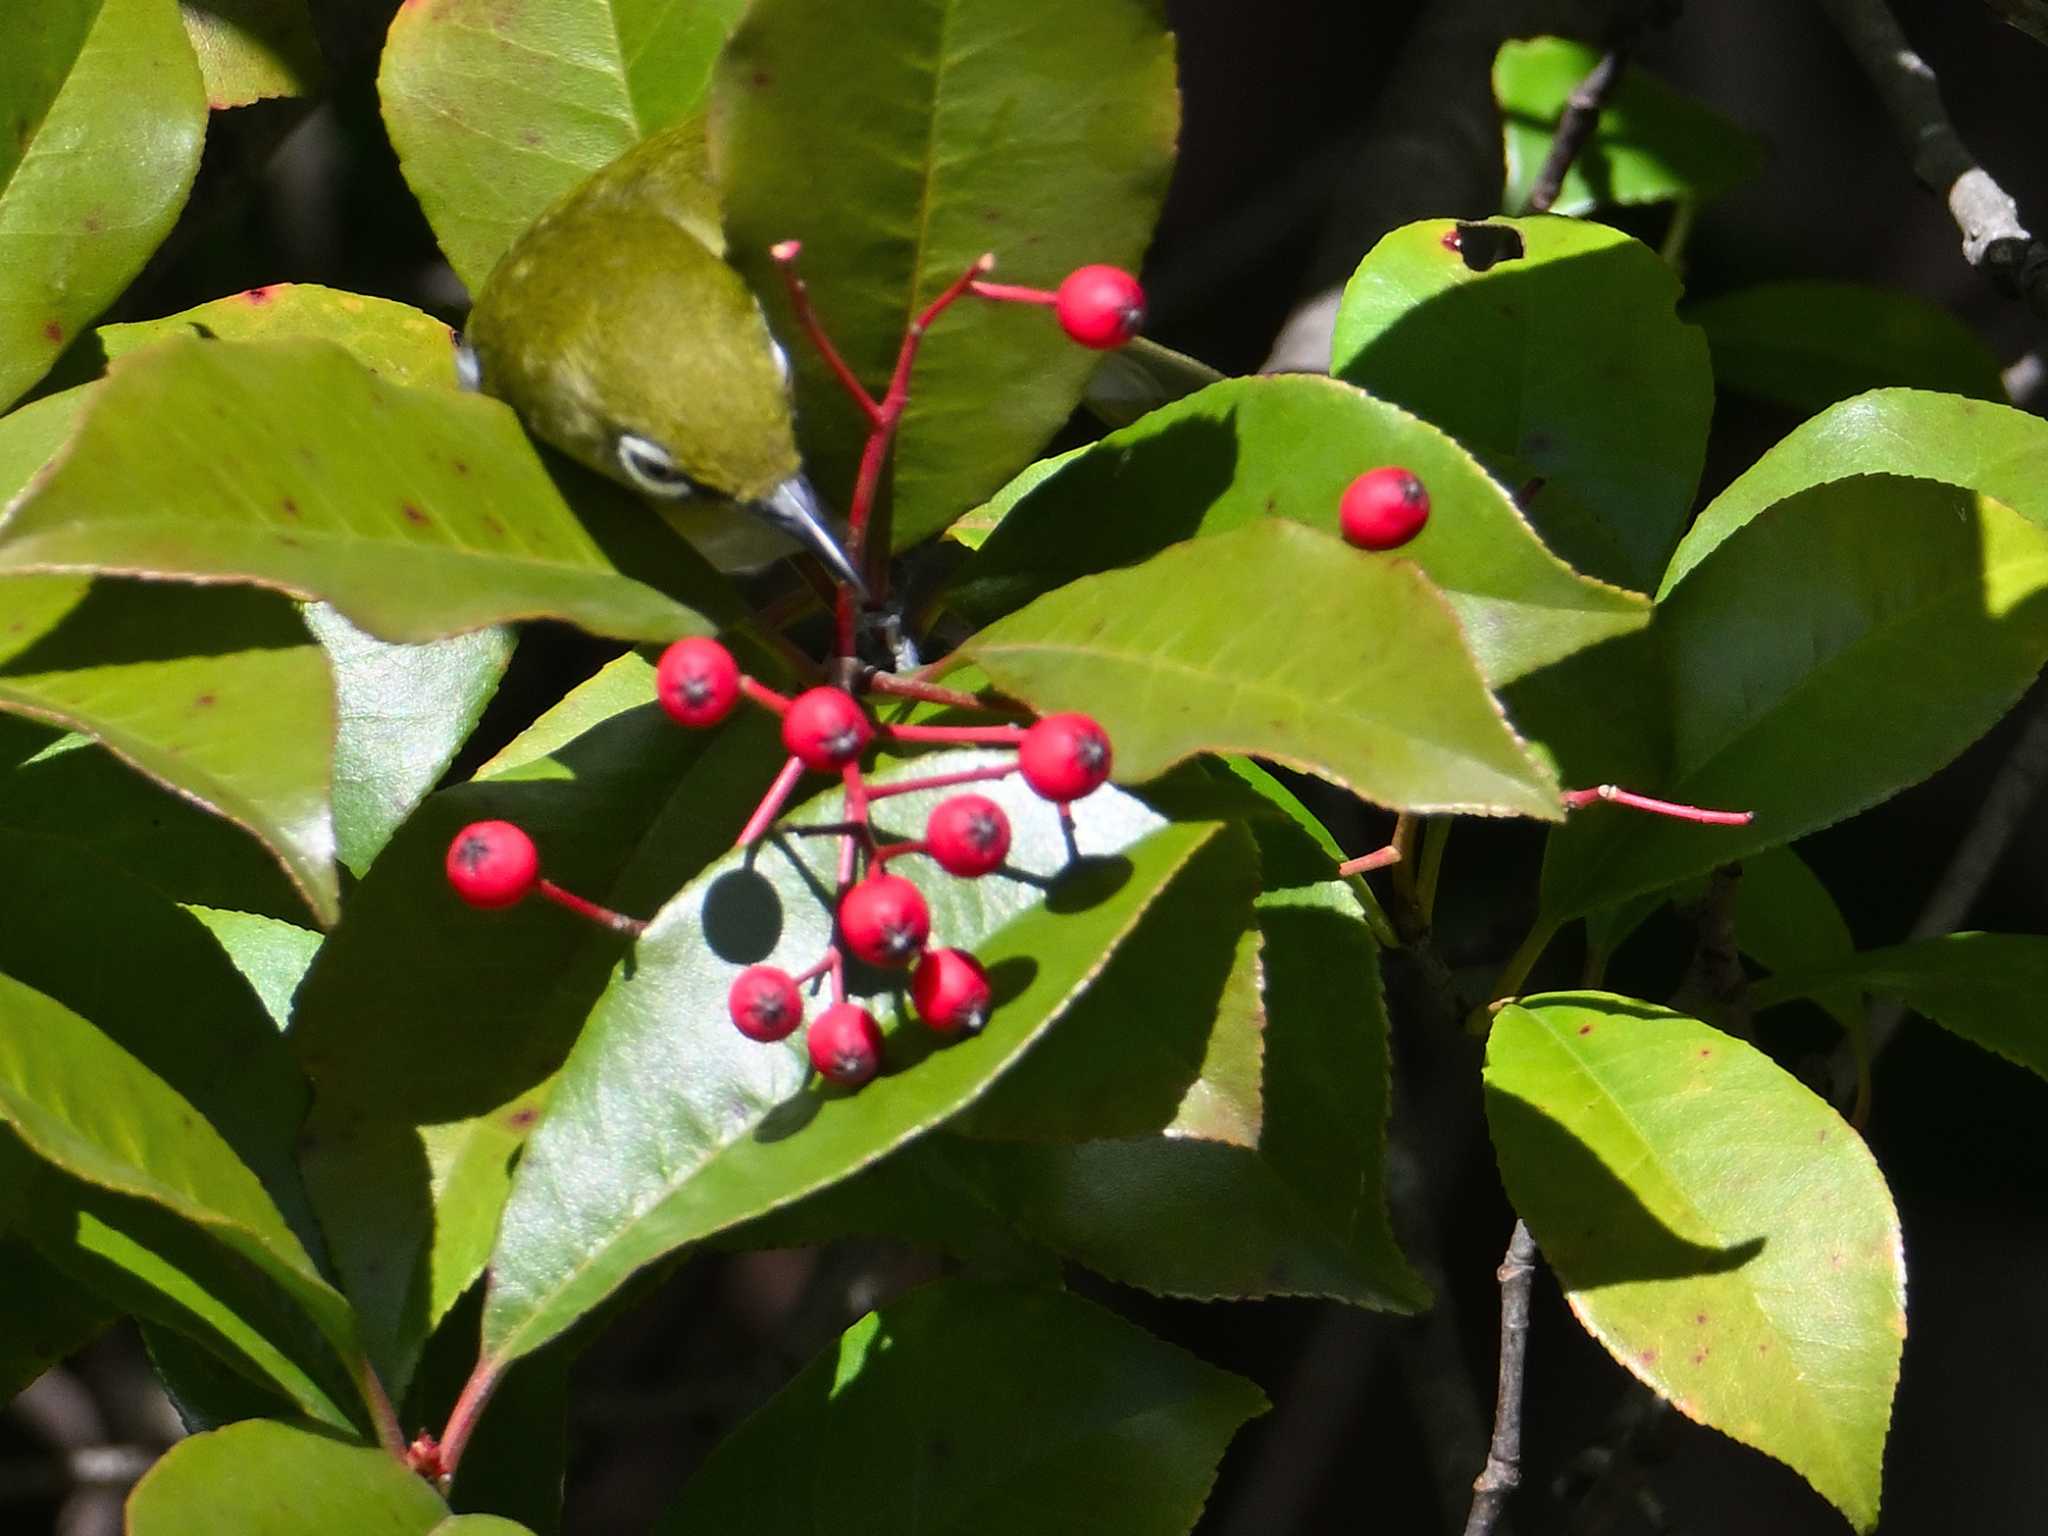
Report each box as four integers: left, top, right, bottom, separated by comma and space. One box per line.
465, 119, 799, 506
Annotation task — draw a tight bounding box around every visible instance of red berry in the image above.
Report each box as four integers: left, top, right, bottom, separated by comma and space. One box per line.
924, 794, 1012, 878
911, 948, 993, 1035
808, 1002, 884, 1086
1055, 265, 1146, 349
656, 636, 740, 727
445, 820, 538, 909
728, 965, 803, 1042
782, 686, 873, 772
1339, 467, 1431, 551
838, 874, 930, 966
1018, 714, 1113, 803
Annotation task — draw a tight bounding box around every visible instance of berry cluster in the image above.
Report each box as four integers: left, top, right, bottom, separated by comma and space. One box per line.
449, 644, 1113, 1089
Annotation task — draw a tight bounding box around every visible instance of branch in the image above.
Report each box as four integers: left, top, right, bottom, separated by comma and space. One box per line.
1523, 48, 1629, 214
1813, 0, 2048, 318
1465, 1220, 1542, 1536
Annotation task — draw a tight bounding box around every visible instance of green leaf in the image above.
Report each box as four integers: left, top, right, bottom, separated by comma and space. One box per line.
180, 0, 322, 109
0, 970, 360, 1388
0, 1231, 110, 1401
1733, 847, 1860, 1029
306, 604, 512, 877
963, 520, 1560, 820
0, 0, 206, 408
955, 825, 1264, 1144
709, 0, 1179, 548
1752, 932, 2048, 1083
2, 1133, 357, 1428
1486, 994, 1903, 1531
0, 337, 703, 644
1690, 282, 2005, 414
655, 1281, 1266, 1536
436, 1520, 540, 1536
0, 383, 89, 496
1542, 476, 2048, 919
948, 374, 1648, 687
182, 907, 323, 1031
381, 0, 751, 291
1332, 217, 1712, 593
481, 765, 1225, 1367
0, 578, 342, 924
102, 284, 462, 387
1495, 38, 1764, 215
1664, 388, 2048, 597
127, 1418, 451, 1534
961, 853, 1427, 1308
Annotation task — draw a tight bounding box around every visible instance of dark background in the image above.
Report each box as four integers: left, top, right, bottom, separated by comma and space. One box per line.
9, 2, 2047, 1532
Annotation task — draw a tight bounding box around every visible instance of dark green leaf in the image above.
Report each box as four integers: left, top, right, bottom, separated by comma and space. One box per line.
0, 579, 342, 924
654, 1281, 1266, 1536
963, 520, 1561, 819
1495, 37, 1764, 215
1664, 387, 2048, 596
126, 1418, 450, 1534
0, 1231, 110, 1401
179, 0, 322, 109
481, 765, 1225, 1367
1082, 336, 1225, 430
949, 374, 1648, 686
1752, 932, 2048, 1082
1486, 994, 1903, 1531
0, 970, 360, 1392
0, 337, 703, 645
710, 0, 1179, 547
1542, 476, 2048, 919
1332, 217, 1712, 593
0, 0, 206, 408
1691, 282, 2005, 413
381, 0, 751, 290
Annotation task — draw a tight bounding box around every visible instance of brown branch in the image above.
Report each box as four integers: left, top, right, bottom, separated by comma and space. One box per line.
1523, 48, 1629, 213
1814, 0, 2048, 318
1465, 1220, 1542, 1536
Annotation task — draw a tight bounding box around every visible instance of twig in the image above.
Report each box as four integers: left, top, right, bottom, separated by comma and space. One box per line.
1522, 48, 1630, 214
1813, 0, 2048, 318
1464, 1221, 1541, 1536
1671, 863, 1750, 1037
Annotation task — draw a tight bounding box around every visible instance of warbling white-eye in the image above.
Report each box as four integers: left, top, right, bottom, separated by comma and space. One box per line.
459, 118, 863, 591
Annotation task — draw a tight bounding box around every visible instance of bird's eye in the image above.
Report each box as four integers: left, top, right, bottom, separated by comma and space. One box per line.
616, 433, 698, 499
453, 337, 483, 393
770, 339, 793, 386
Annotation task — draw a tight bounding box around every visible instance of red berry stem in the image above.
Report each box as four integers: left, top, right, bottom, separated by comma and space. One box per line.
774, 241, 995, 659
737, 754, 809, 848
968, 278, 1058, 306
864, 763, 1018, 800
432, 1359, 503, 1486
841, 761, 871, 834
880, 722, 1028, 746
1336, 844, 1403, 878
534, 879, 647, 937
1561, 784, 1756, 827
737, 675, 794, 715
790, 950, 838, 989
861, 671, 1016, 713
871, 839, 925, 864
770, 241, 884, 425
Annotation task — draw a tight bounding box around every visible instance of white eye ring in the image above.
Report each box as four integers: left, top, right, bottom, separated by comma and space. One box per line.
617, 433, 697, 499
770, 338, 793, 386
453, 338, 483, 392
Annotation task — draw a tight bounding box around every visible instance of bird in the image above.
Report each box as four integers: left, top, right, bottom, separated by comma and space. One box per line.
457, 117, 863, 592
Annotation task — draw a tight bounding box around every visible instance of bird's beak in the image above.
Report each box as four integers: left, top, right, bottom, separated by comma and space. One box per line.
754, 474, 866, 595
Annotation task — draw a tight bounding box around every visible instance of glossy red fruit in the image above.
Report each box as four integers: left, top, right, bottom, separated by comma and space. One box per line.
445, 820, 538, 909
655, 636, 741, 727
728, 965, 803, 1042
838, 874, 931, 966
1055, 265, 1146, 349
808, 1002, 884, 1086
911, 948, 993, 1035
1018, 714, 1112, 803
782, 686, 873, 772
925, 794, 1012, 878
1339, 467, 1431, 551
